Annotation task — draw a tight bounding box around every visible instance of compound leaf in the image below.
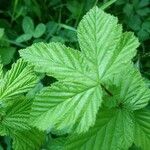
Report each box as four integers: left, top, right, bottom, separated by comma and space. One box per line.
20, 7, 140, 134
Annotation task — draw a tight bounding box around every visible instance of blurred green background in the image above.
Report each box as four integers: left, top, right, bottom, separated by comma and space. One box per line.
0, 0, 150, 149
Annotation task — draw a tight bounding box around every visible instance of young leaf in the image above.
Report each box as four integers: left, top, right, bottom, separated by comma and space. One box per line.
30, 81, 102, 133
134, 108, 150, 150
22, 16, 34, 34
0, 59, 37, 103
49, 108, 134, 150
20, 7, 140, 133
33, 23, 46, 38
16, 34, 32, 43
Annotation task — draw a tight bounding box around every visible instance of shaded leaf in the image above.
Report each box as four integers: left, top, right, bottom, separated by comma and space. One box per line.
16, 34, 32, 43
33, 23, 46, 38
22, 16, 34, 34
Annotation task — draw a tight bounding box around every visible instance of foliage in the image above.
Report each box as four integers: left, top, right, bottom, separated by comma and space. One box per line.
0, 0, 150, 149
20, 6, 150, 150
16, 16, 46, 43
0, 59, 45, 149
0, 28, 16, 65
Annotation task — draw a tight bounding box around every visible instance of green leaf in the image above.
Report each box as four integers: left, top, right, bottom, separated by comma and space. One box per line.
50, 108, 134, 150
127, 15, 142, 31
59, 29, 77, 42
0, 59, 37, 103
136, 8, 150, 16
11, 128, 45, 150
33, 23, 46, 38
16, 33, 32, 43
134, 108, 150, 150
0, 63, 3, 79
20, 42, 96, 83
20, 7, 140, 133
77, 6, 139, 80
138, 0, 149, 7
22, 16, 34, 34
103, 66, 150, 110
67, 0, 83, 18
0, 97, 31, 135
26, 82, 43, 99
0, 47, 16, 65
46, 21, 58, 35
50, 36, 65, 43
0, 144, 3, 150
138, 29, 150, 41
142, 21, 150, 33
0, 28, 4, 39
123, 4, 134, 17
101, 32, 139, 80
78, 7, 120, 70
30, 81, 102, 133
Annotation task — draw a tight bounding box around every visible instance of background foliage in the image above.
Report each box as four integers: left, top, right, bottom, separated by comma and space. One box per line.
0, 0, 150, 149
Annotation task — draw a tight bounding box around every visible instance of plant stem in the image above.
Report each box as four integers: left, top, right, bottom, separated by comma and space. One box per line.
4, 39, 27, 48
59, 23, 76, 32
11, 0, 19, 23
100, 0, 117, 10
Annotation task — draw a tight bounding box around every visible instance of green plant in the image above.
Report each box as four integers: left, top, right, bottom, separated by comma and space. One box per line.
115, 0, 150, 42
16, 16, 46, 43
0, 59, 45, 149
0, 28, 16, 65
20, 6, 150, 149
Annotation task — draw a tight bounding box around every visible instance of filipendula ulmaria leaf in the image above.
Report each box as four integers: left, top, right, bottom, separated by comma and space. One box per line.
49, 66, 150, 150
134, 108, 150, 150
11, 128, 45, 150
49, 108, 134, 150
0, 97, 31, 135
0, 59, 38, 103
30, 81, 102, 133
20, 6, 139, 133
